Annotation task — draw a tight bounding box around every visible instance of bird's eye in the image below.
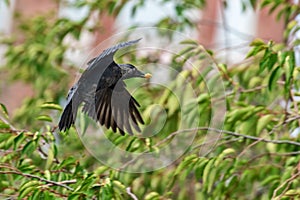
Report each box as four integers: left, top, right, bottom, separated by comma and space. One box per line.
127, 64, 136, 69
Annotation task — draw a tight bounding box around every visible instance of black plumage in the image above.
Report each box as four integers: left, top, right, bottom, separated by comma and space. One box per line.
58, 39, 151, 135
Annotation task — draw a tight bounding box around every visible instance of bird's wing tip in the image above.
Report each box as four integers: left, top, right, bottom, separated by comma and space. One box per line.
129, 38, 142, 44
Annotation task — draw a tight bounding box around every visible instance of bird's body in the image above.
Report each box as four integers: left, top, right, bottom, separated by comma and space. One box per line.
58, 39, 151, 135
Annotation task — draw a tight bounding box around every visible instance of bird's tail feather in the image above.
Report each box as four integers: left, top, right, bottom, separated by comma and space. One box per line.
58, 101, 77, 131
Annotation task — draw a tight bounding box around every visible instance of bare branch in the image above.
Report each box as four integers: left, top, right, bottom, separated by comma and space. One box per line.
272, 170, 300, 199
0, 169, 75, 191
0, 114, 60, 164
163, 127, 300, 146
119, 127, 300, 170
126, 187, 138, 200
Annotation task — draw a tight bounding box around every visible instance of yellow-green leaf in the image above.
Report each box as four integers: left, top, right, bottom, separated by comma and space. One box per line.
40, 103, 62, 111
256, 114, 274, 134
36, 115, 52, 122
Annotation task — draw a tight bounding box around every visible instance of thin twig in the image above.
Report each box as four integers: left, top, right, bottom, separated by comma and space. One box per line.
214, 85, 268, 102
0, 114, 17, 131
237, 138, 263, 158
272, 170, 300, 199
0, 114, 60, 164
45, 179, 77, 188
290, 87, 300, 127
162, 127, 300, 146
190, 135, 233, 151
283, 115, 300, 124
119, 127, 300, 170
126, 187, 139, 200
39, 185, 69, 198
0, 170, 75, 191
246, 151, 300, 166
268, 114, 300, 136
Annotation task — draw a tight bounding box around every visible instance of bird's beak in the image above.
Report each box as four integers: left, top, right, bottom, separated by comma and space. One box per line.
144, 73, 152, 79
135, 70, 152, 79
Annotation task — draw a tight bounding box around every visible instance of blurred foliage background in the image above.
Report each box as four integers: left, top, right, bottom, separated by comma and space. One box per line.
1, 0, 300, 199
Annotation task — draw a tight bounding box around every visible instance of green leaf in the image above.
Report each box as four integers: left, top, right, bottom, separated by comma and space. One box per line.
195, 158, 209, 180
214, 148, 235, 166
284, 53, 295, 93
4, 0, 10, 6
286, 156, 299, 166
19, 180, 40, 199
261, 175, 280, 186
0, 121, 10, 129
237, 116, 258, 135
256, 114, 274, 134
95, 166, 109, 176
0, 132, 11, 140
260, 0, 272, 8
145, 192, 160, 200
58, 156, 76, 168
180, 39, 199, 46
175, 5, 184, 16
36, 115, 52, 122
167, 95, 179, 116
197, 93, 210, 104
13, 132, 25, 150
4, 135, 15, 149
266, 53, 278, 71
227, 106, 254, 123
207, 167, 217, 193
112, 180, 126, 193
176, 46, 195, 58
22, 141, 37, 156
247, 45, 266, 58
44, 170, 51, 180
0, 103, 9, 117
40, 103, 62, 111
30, 190, 43, 200
79, 112, 89, 136
45, 145, 54, 169
268, 66, 282, 90
175, 154, 198, 176
114, 134, 129, 146
249, 38, 265, 46
125, 138, 137, 151
108, 1, 117, 14
202, 159, 214, 189
259, 50, 277, 72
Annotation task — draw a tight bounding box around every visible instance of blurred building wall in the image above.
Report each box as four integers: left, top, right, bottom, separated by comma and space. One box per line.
0, 0, 58, 114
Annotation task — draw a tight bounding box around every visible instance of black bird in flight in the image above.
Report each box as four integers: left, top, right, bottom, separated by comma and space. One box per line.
58, 38, 151, 135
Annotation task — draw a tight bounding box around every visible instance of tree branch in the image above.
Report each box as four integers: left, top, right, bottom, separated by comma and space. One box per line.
119, 127, 300, 170
0, 169, 76, 191
0, 114, 60, 164
272, 170, 300, 199
126, 187, 138, 200
163, 127, 300, 146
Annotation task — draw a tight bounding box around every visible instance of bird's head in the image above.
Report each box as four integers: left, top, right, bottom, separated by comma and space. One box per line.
119, 64, 152, 79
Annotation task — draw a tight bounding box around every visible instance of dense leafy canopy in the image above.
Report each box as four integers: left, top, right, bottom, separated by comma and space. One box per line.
1, 0, 300, 199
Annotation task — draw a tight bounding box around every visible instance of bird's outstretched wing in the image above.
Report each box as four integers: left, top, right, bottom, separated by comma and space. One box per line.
82, 81, 144, 135
85, 38, 142, 71
77, 38, 142, 99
